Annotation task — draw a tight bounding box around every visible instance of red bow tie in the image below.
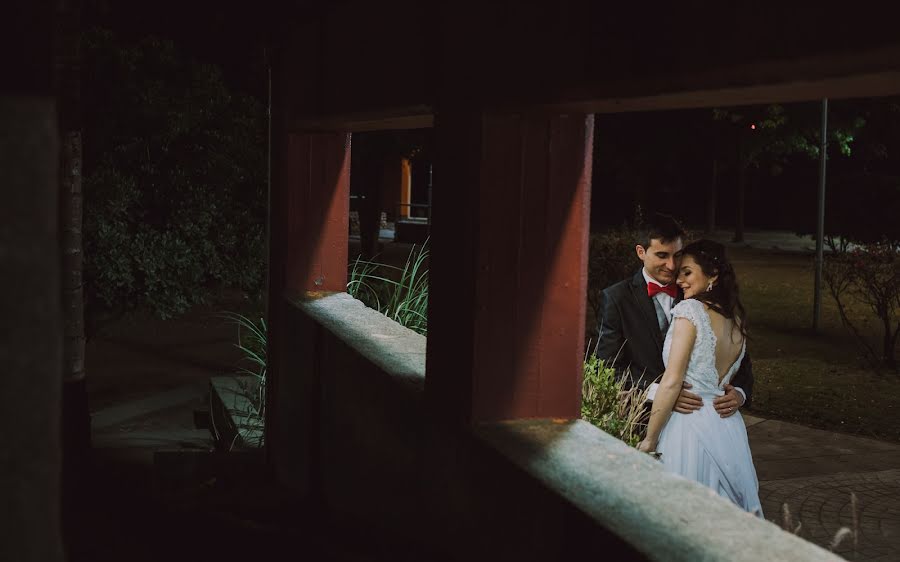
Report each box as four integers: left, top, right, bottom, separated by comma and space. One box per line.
648, 282, 677, 298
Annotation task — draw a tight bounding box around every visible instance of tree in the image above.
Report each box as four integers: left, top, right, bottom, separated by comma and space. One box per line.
55, 0, 91, 477
81, 30, 267, 327
711, 103, 865, 242
794, 97, 900, 248
824, 243, 900, 371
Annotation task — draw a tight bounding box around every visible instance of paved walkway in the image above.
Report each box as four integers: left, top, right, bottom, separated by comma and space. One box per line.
706, 229, 821, 253
746, 414, 900, 561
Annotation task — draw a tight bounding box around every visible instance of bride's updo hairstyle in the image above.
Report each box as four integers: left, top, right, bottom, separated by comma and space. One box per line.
681, 239, 748, 340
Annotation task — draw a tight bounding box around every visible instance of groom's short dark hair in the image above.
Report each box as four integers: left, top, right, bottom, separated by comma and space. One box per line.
637, 213, 685, 249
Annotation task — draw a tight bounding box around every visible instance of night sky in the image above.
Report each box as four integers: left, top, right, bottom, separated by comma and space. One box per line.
83, 2, 898, 236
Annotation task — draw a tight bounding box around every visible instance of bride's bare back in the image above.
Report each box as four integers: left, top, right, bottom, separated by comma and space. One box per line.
705, 305, 745, 384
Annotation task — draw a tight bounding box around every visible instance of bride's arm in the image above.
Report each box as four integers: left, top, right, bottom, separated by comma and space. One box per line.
638, 317, 696, 452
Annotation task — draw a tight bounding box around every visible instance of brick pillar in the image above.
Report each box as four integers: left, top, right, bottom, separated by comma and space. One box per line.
426, 112, 593, 423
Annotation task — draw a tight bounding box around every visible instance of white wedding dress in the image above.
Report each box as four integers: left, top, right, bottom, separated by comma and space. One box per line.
657, 299, 763, 517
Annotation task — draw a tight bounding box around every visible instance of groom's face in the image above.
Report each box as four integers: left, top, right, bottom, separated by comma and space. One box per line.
636, 237, 683, 285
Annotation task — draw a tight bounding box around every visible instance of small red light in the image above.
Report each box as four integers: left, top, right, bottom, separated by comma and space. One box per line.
750, 124, 756, 130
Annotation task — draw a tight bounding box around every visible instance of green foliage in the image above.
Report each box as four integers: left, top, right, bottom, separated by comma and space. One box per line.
347, 242, 429, 336
581, 354, 650, 447
224, 312, 267, 382
220, 311, 267, 447
713, 103, 865, 169
824, 243, 900, 371
795, 99, 900, 246
587, 229, 639, 322
82, 29, 267, 322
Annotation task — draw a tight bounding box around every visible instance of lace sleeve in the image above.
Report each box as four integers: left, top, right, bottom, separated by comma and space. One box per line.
671, 299, 705, 329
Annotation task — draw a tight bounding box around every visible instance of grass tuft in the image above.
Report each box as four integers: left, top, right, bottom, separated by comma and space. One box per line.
347, 241, 429, 336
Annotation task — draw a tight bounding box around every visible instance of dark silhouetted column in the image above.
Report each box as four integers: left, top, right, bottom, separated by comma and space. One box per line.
1, 2, 65, 559
426, 112, 593, 423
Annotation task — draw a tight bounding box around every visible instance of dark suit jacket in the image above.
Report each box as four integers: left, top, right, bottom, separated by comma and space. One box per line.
594, 270, 754, 408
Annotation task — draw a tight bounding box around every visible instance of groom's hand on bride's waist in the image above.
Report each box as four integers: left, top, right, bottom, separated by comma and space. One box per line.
713, 384, 744, 418
673, 382, 703, 414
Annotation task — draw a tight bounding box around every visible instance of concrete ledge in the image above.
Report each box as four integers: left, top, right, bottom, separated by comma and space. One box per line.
281, 293, 838, 559
294, 292, 426, 390
476, 419, 842, 562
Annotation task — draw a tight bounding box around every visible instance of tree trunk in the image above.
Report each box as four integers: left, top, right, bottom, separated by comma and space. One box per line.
60, 131, 89, 455
734, 163, 746, 243
883, 314, 897, 371
706, 158, 718, 234
55, 0, 90, 517
732, 129, 747, 244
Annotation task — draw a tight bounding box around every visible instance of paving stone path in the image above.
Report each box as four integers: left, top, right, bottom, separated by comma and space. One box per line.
746, 415, 900, 561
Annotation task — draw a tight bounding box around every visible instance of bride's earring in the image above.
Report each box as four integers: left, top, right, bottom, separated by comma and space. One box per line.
706, 281, 713, 292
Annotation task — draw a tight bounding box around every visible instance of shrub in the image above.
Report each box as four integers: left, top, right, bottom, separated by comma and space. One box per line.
587, 229, 639, 324
82, 29, 267, 326
581, 354, 651, 447
824, 242, 900, 371
220, 311, 267, 448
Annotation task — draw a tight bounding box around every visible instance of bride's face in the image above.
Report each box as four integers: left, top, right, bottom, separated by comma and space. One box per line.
677, 255, 713, 299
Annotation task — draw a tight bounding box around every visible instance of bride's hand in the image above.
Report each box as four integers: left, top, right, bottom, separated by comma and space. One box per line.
637, 438, 657, 453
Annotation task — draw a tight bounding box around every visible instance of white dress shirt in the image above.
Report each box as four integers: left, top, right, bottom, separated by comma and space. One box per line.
642, 268, 674, 323
644, 268, 673, 402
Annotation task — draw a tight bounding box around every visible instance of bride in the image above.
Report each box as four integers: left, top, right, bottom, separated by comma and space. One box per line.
637, 239, 763, 516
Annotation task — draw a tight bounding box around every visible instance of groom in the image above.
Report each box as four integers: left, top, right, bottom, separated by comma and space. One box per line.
594, 213, 753, 417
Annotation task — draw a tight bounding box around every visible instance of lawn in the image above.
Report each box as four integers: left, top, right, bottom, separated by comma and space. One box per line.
728, 246, 900, 442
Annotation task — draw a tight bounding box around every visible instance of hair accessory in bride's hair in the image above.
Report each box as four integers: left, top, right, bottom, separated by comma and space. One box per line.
695, 245, 725, 268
